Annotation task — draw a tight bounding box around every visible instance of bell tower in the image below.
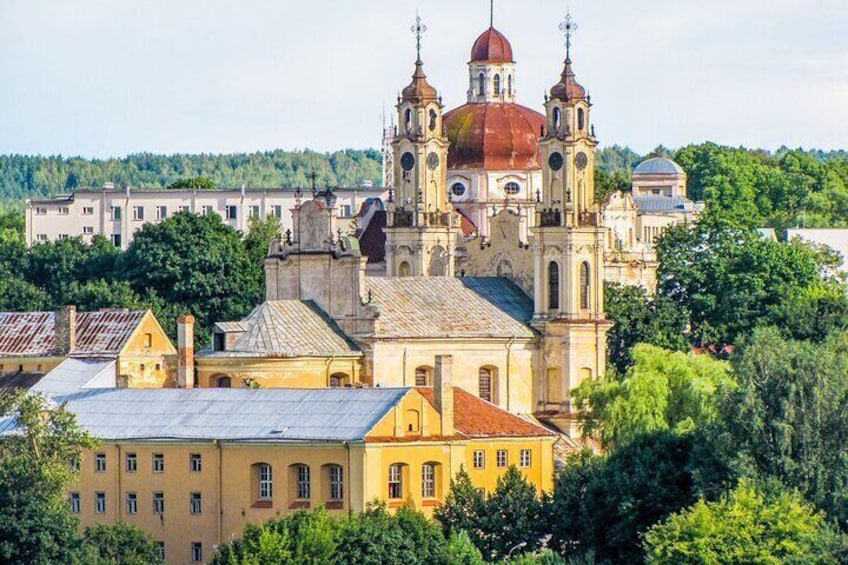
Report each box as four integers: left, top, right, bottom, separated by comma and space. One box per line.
384, 14, 456, 277
531, 13, 611, 431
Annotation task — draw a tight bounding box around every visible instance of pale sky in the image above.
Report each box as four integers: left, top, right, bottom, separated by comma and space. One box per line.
1, 0, 846, 158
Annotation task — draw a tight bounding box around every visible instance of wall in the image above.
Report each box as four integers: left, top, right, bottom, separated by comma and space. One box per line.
196, 356, 363, 388
117, 313, 178, 388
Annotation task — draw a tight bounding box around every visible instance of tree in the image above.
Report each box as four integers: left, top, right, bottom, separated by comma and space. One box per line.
481, 466, 545, 560
81, 522, 164, 565
444, 531, 485, 565
167, 176, 216, 189
243, 214, 282, 302
573, 344, 735, 449
0, 391, 95, 564
644, 480, 848, 564
435, 467, 486, 552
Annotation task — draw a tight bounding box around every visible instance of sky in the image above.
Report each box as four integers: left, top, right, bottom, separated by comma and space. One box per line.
0, 0, 846, 158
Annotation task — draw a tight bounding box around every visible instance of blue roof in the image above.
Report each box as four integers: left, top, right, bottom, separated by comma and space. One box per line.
633, 157, 684, 175
633, 195, 692, 213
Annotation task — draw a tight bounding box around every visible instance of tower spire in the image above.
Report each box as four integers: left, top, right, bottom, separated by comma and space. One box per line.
558, 10, 578, 63
411, 11, 427, 62
490, 0, 494, 28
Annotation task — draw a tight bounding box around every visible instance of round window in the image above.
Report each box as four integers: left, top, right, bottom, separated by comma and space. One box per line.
451, 183, 466, 197
504, 182, 520, 195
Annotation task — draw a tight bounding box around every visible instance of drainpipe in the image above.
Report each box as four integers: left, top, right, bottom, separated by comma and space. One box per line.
506, 336, 516, 411
116, 443, 122, 522
217, 440, 223, 545
402, 347, 408, 386
324, 355, 337, 386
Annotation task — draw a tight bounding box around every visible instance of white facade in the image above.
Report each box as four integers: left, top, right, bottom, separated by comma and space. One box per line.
26, 186, 387, 249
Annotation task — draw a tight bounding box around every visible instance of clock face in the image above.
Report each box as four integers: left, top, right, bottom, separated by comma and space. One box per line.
426, 152, 440, 170
575, 151, 589, 171
400, 152, 415, 171
548, 152, 564, 172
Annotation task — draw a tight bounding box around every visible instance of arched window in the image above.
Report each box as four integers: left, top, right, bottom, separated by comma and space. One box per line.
398, 261, 412, 277
577, 107, 585, 130
329, 373, 349, 387
429, 109, 437, 131
404, 108, 412, 132
215, 375, 231, 388
553, 107, 561, 131
493, 74, 501, 96
415, 366, 432, 387
422, 462, 441, 498
478, 72, 486, 96
289, 464, 311, 501
388, 463, 406, 499
478, 367, 497, 403
503, 182, 520, 195
323, 464, 344, 503
548, 261, 560, 310
251, 463, 273, 502
508, 74, 513, 96
580, 261, 591, 309
406, 409, 420, 433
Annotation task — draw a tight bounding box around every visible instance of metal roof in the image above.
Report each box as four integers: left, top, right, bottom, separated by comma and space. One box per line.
365, 277, 535, 339
30, 358, 116, 396
633, 157, 685, 175
633, 195, 693, 213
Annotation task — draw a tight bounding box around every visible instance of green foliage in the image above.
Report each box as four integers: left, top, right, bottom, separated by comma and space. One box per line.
444, 531, 486, 565
574, 344, 734, 449
644, 480, 848, 564
481, 467, 545, 560
435, 466, 487, 553
502, 550, 568, 564
167, 176, 216, 189
81, 522, 164, 565
243, 214, 282, 301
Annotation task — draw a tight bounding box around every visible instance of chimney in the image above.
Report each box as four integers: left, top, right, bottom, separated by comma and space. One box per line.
55, 306, 76, 356
434, 355, 454, 437
177, 314, 195, 388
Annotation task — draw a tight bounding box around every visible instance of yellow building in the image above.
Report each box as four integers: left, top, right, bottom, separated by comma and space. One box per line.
24, 355, 555, 565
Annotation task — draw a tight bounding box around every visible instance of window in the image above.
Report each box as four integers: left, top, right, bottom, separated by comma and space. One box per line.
111, 234, 122, 247
473, 450, 486, 469
493, 74, 501, 96
95, 492, 106, 514
553, 107, 561, 130
179, 205, 191, 213
126, 452, 137, 472
415, 366, 432, 387
58, 233, 69, 240
450, 182, 466, 197
579, 261, 590, 310
132, 206, 144, 221
190, 453, 202, 472
258, 463, 273, 500
82, 226, 94, 234
422, 463, 436, 498
225, 205, 237, 220
58, 207, 69, 215
270, 205, 282, 218
340, 204, 352, 217
548, 261, 560, 310
508, 74, 513, 96
520, 449, 532, 468
35, 207, 47, 215
191, 542, 202, 563
95, 452, 106, 472
479, 368, 494, 403
577, 107, 585, 130
190, 492, 202, 514
36, 234, 48, 242
328, 465, 343, 501
429, 108, 437, 131
82, 206, 94, 215
388, 464, 404, 499
153, 492, 165, 515
144, 333, 153, 348
250, 205, 260, 217
329, 373, 349, 388
201, 205, 214, 216
398, 261, 412, 277
404, 108, 412, 131
127, 492, 138, 514
406, 409, 420, 433
497, 450, 508, 468
111, 206, 122, 221
155, 542, 165, 561
153, 453, 164, 473
503, 182, 520, 195
155, 206, 167, 220
296, 465, 311, 499
215, 375, 231, 388
478, 72, 485, 96
69, 492, 80, 514
69, 456, 80, 472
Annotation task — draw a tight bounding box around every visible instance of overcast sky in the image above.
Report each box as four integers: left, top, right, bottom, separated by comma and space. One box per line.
1, 0, 846, 158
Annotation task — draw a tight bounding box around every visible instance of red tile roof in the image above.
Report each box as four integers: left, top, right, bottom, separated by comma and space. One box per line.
0, 310, 148, 358
418, 387, 556, 439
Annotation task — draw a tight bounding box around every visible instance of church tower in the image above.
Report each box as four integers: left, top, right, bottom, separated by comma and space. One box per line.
384, 15, 456, 277
531, 13, 611, 428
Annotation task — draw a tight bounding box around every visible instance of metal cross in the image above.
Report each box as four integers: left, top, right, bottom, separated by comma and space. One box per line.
558, 11, 578, 61
411, 12, 427, 62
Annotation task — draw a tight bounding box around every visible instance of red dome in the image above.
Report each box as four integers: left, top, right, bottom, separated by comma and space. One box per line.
444, 103, 545, 170
470, 27, 514, 63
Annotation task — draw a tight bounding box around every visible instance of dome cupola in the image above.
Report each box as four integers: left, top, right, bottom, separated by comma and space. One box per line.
470, 27, 514, 63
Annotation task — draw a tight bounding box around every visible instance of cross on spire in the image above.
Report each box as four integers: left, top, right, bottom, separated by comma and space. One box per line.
411, 12, 427, 62
558, 10, 578, 62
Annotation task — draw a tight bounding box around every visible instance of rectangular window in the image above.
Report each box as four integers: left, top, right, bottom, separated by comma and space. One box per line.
340, 204, 352, 217
179, 205, 190, 214
69, 456, 80, 472
144, 333, 153, 348
297, 465, 310, 499
473, 450, 485, 469
35, 207, 47, 215
58, 234, 69, 240
497, 450, 508, 468
520, 449, 532, 468
270, 205, 282, 218
250, 205, 260, 217
225, 205, 237, 220
132, 206, 144, 221
95, 452, 106, 472
69, 492, 80, 514
126, 452, 137, 472
153, 492, 165, 515
82, 206, 94, 215
388, 464, 403, 499
422, 464, 435, 498
190, 453, 202, 472
126, 492, 138, 514
58, 207, 69, 215
111, 234, 122, 247
155, 542, 165, 561
191, 542, 202, 563
153, 453, 164, 473
111, 206, 122, 221
95, 492, 106, 514
36, 234, 48, 242
259, 464, 273, 500
201, 205, 213, 216
155, 206, 167, 220
329, 466, 343, 501
82, 226, 94, 234
190, 492, 202, 515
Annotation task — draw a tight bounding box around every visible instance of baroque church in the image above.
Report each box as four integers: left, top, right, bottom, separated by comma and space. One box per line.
197, 13, 698, 437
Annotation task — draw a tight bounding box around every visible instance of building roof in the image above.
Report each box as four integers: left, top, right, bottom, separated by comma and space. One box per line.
202, 300, 361, 358
0, 387, 410, 442
401, 60, 439, 104
444, 103, 545, 170
418, 387, 556, 438
633, 195, 693, 213
470, 27, 514, 63
786, 229, 848, 270
0, 310, 148, 358
364, 277, 535, 339
30, 358, 116, 397
0, 372, 46, 397
633, 157, 685, 175
550, 60, 586, 101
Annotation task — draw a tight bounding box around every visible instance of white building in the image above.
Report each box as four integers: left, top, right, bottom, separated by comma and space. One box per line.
26, 185, 387, 249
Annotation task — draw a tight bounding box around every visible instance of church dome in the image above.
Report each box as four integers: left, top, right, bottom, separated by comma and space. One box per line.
633, 157, 684, 175
470, 27, 514, 63
444, 103, 545, 170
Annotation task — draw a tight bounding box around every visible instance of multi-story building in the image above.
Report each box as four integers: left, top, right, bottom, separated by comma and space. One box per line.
25, 185, 387, 249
